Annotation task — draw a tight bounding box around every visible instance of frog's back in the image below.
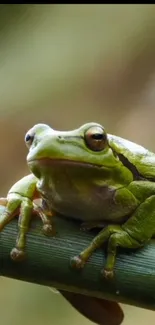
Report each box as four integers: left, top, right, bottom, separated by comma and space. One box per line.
108, 134, 155, 180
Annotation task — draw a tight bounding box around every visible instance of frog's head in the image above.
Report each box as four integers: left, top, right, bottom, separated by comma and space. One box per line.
26, 122, 119, 178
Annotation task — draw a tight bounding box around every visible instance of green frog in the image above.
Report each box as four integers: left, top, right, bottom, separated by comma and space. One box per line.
1, 122, 155, 279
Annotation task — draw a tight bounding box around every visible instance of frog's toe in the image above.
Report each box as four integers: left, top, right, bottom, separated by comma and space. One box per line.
101, 268, 114, 280
10, 247, 26, 261
42, 224, 55, 236
70, 255, 85, 269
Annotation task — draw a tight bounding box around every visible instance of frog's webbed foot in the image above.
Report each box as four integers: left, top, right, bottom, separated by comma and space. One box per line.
71, 224, 142, 279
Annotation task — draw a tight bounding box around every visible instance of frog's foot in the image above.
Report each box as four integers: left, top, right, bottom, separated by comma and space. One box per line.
42, 223, 54, 236
101, 268, 114, 280
70, 255, 86, 269
10, 247, 26, 261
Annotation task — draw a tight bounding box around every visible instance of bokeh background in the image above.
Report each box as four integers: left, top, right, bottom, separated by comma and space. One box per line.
0, 4, 155, 325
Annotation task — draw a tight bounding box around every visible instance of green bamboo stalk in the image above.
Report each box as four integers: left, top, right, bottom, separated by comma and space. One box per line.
0, 205, 155, 311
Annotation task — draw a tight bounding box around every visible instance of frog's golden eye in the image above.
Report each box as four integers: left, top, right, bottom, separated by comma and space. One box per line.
25, 132, 34, 149
84, 126, 107, 151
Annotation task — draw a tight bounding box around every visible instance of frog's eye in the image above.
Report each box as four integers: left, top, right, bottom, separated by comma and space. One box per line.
84, 126, 107, 151
25, 133, 34, 149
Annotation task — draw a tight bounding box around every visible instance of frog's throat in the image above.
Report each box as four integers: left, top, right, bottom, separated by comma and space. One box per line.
27, 158, 102, 169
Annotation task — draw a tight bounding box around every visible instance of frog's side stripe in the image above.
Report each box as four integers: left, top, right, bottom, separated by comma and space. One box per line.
116, 152, 146, 181
112, 148, 155, 182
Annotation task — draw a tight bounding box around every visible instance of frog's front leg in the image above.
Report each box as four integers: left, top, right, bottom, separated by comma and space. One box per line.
0, 193, 32, 260
11, 195, 35, 260
33, 201, 54, 236
0, 174, 55, 260
71, 190, 155, 279
0, 193, 54, 261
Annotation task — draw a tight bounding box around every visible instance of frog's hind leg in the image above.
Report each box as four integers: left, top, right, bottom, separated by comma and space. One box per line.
71, 224, 142, 279
71, 194, 155, 279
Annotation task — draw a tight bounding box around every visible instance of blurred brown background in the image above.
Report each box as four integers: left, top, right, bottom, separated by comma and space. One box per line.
0, 4, 155, 325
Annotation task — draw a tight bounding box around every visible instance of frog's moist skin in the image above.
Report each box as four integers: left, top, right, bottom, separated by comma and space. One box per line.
1, 122, 155, 278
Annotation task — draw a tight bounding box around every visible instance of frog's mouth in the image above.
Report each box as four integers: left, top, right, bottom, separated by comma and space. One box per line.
28, 158, 103, 179
27, 158, 109, 170
27, 157, 102, 169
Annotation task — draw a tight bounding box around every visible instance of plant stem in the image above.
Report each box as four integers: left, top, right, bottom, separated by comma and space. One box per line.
0, 207, 155, 311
